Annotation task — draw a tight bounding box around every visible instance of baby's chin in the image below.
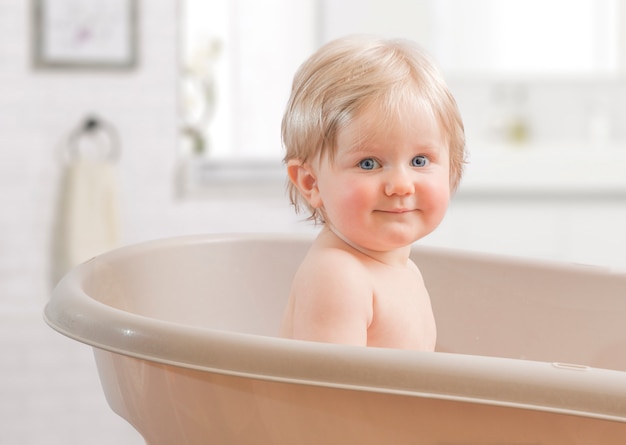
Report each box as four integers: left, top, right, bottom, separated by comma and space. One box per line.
355, 236, 419, 254
369, 227, 433, 248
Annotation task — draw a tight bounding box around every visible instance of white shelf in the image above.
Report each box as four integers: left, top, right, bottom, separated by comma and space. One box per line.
460, 143, 626, 196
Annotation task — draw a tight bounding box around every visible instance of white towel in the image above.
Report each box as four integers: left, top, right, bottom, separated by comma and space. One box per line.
51, 159, 121, 285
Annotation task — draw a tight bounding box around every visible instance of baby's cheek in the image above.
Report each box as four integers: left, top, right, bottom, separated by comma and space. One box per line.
419, 179, 449, 208
325, 194, 364, 228
340, 186, 372, 212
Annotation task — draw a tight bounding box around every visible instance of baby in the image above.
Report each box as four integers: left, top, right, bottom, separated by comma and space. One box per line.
280, 35, 465, 351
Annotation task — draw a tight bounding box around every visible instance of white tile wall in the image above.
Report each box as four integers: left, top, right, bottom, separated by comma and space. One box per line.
1, 310, 144, 445
0, 3, 315, 443
0, 0, 183, 309
2, 1, 180, 443
423, 197, 626, 271
0, 3, 318, 441
2, 1, 625, 443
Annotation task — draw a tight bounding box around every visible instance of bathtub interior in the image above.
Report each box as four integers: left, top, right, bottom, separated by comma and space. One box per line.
75, 234, 626, 372
416, 248, 626, 371
81, 235, 307, 337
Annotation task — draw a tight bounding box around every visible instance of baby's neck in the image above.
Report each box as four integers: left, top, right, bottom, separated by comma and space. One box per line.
321, 225, 411, 268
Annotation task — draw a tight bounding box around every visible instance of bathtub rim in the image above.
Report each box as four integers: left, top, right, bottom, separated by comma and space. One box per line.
44, 233, 626, 424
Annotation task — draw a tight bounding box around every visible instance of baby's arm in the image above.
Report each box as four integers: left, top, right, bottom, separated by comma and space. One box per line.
290, 252, 373, 346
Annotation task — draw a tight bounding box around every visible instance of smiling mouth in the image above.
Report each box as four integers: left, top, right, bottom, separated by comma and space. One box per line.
378, 209, 416, 214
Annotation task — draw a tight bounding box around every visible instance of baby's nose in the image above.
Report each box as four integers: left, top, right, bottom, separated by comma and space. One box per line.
384, 167, 415, 196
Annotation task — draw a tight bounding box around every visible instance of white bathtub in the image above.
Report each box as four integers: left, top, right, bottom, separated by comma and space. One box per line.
44, 234, 626, 444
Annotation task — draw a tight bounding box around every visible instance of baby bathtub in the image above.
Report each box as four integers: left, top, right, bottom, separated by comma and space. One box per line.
44, 234, 626, 444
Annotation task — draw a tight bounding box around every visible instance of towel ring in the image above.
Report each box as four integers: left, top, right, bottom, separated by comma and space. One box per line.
66, 116, 121, 163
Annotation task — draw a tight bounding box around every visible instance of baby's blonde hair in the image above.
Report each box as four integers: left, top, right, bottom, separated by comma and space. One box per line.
282, 35, 466, 223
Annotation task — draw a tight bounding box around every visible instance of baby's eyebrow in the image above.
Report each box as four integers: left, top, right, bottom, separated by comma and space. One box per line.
344, 142, 369, 155
339, 136, 373, 155
415, 142, 442, 153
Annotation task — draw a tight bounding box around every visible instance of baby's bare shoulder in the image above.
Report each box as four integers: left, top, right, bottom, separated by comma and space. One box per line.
302, 245, 369, 276
294, 246, 373, 298
290, 246, 374, 337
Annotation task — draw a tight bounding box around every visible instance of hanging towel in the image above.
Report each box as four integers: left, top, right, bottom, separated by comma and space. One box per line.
51, 158, 121, 284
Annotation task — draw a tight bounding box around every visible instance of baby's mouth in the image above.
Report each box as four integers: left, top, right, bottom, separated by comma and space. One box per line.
377, 208, 416, 214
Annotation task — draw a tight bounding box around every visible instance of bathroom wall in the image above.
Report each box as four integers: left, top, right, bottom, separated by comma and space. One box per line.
0, 2, 169, 443
0, 1, 306, 444
449, 77, 626, 148
2, 1, 626, 444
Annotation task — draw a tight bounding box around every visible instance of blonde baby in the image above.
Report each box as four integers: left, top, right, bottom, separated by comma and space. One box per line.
280, 35, 465, 350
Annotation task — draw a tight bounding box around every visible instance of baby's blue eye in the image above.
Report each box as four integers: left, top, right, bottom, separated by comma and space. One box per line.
411, 155, 429, 167
358, 158, 380, 170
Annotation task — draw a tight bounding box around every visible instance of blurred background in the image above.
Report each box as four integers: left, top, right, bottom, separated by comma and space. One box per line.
2, 0, 625, 443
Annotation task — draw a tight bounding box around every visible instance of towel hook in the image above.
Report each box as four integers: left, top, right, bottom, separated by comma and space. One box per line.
66, 116, 121, 163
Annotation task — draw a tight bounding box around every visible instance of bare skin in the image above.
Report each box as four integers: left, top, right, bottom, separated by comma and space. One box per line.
281, 227, 437, 350
281, 101, 449, 351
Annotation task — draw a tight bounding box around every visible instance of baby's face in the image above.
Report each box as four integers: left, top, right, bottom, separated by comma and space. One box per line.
312, 102, 451, 252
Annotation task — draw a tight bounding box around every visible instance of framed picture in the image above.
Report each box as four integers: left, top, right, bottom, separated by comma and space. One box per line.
33, 0, 138, 70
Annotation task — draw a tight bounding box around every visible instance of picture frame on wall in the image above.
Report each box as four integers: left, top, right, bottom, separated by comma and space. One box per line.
33, 0, 138, 70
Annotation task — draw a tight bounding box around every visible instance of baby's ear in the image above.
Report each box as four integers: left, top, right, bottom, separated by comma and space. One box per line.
287, 160, 322, 209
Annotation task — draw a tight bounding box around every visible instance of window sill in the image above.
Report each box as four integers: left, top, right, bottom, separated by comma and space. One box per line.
176, 150, 626, 201
175, 157, 287, 200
